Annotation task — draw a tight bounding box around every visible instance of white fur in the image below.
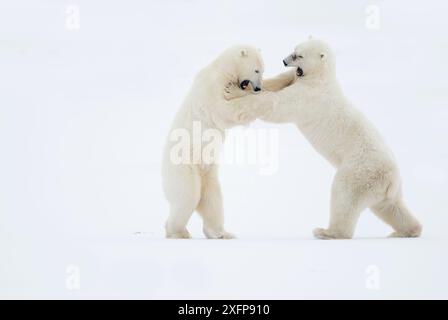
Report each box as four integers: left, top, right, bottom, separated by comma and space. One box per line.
162, 46, 273, 239
226, 39, 422, 239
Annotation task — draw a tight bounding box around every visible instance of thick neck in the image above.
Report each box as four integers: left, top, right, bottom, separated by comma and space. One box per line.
301, 64, 337, 85
209, 55, 238, 87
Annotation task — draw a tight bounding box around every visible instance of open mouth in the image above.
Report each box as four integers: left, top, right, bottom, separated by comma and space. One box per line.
240, 80, 250, 90
296, 67, 304, 77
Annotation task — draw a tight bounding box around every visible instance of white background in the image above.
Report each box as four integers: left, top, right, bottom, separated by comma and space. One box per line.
1, 0, 447, 299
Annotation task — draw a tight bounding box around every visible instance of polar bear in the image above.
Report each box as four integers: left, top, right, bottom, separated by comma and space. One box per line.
225, 39, 422, 239
162, 45, 272, 239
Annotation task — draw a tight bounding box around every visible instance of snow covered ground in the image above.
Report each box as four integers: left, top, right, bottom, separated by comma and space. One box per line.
1, 0, 448, 299
5, 234, 446, 299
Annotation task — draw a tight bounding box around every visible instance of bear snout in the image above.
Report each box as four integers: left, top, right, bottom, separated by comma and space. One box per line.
240, 80, 250, 90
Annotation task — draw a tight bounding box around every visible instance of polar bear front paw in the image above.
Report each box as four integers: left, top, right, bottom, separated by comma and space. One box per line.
204, 229, 236, 240
313, 228, 352, 240
224, 82, 249, 100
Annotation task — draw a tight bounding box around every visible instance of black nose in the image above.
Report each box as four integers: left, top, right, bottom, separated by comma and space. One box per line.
254, 87, 261, 92
283, 60, 288, 67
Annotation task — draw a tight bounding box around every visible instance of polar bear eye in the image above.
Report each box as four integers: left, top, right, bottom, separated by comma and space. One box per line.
255, 70, 260, 73
298, 55, 303, 59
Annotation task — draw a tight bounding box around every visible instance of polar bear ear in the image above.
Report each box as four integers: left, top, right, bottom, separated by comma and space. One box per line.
240, 49, 248, 57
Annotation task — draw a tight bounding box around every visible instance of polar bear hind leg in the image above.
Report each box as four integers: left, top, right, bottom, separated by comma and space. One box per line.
371, 199, 422, 238
165, 167, 201, 239
197, 168, 235, 239
313, 194, 366, 240
314, 168, 373, 240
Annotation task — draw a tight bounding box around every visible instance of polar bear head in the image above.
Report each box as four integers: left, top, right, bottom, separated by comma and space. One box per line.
283, 39, 335, 78
220, 45, 265, 92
